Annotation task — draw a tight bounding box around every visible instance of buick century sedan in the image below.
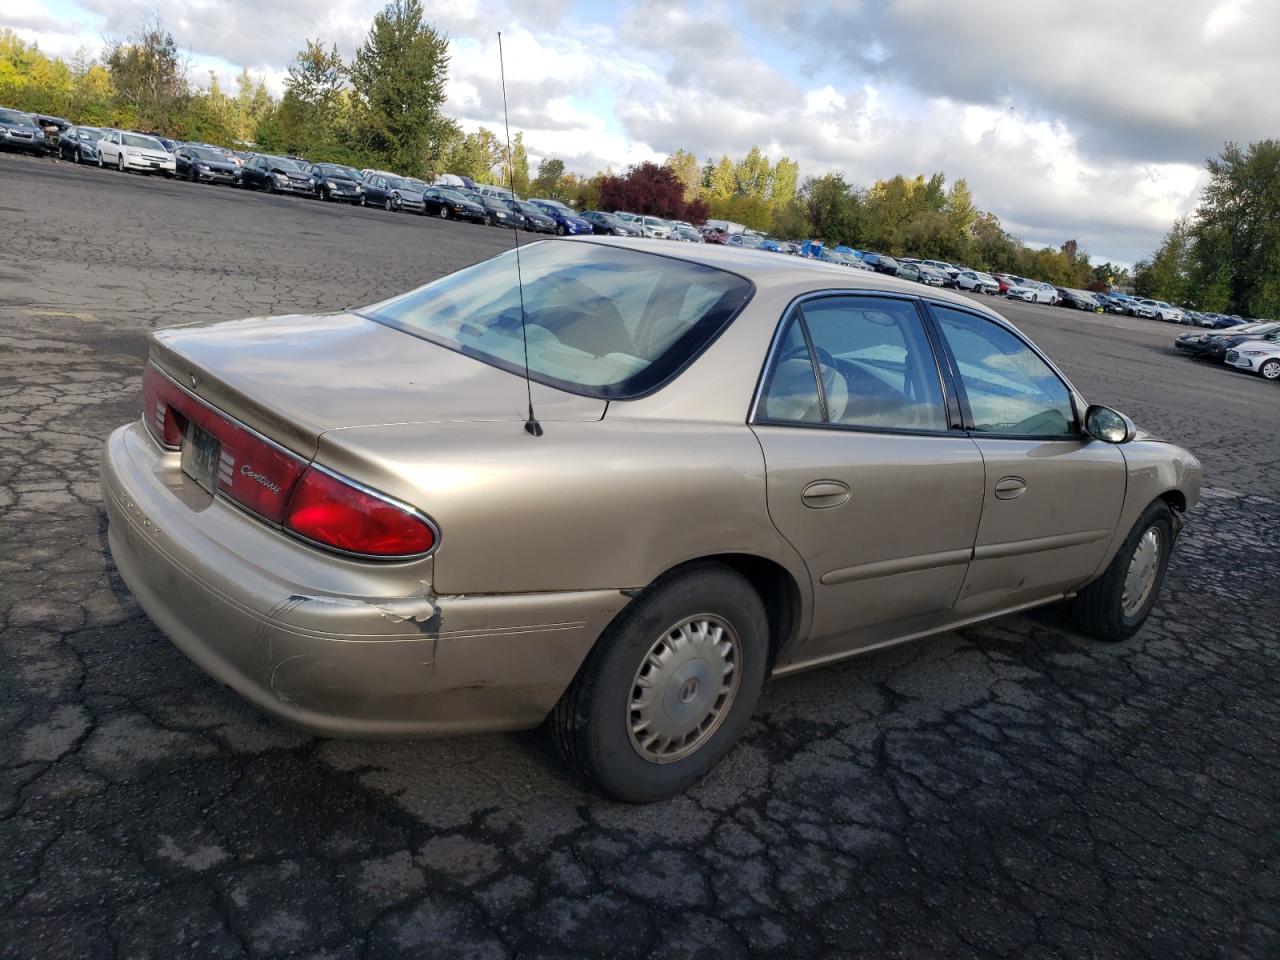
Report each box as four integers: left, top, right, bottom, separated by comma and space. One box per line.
101, 239, 1201, 801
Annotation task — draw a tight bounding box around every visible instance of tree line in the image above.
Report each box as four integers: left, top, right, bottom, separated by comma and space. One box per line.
1133, 141, 1280, 318
3, 4, 1166, 290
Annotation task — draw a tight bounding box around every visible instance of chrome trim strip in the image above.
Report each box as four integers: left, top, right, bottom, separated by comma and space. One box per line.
820, 547, 972, 586
973, 528, 1112, 561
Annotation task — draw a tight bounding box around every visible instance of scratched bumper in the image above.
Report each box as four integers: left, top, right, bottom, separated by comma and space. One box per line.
101, 420, 628, 737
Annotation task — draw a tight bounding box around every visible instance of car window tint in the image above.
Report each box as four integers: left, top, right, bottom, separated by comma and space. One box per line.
932, 305, 1075, 436
760, 313, 823, 422
797, 297, 947, 431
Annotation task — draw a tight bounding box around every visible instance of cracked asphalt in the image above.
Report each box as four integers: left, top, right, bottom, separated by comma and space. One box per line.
1, 152, 1277, 959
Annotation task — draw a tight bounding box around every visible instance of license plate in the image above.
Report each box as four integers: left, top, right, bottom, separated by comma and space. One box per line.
181, 422, 222, 494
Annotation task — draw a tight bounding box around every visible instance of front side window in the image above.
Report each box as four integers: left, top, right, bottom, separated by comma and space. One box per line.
758, 297, 948, 432
931, 305, 1075, 436
359, 241, 754, 399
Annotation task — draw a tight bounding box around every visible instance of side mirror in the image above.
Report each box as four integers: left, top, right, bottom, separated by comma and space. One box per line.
1084, 405, 1136, 444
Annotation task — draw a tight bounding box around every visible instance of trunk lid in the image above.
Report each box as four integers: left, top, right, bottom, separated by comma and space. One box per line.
149, 312, 605, 455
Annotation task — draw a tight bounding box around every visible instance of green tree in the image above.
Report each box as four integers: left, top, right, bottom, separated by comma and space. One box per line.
531, 157, 566, 198
664, 148, 701, 199
771, 157, 799, 207
735, 145, 771, 200
707, 155, 735, 200
349, 0, 455, 176
105, 15, 187, 131
506, 131, 530, 194
1188, 140, 1280, 316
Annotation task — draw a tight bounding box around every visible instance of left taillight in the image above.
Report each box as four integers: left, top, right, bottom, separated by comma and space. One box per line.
141, 364, 185, 448
284, 466, 437, 559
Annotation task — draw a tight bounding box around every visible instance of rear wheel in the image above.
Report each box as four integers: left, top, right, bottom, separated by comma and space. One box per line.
551, 562, 768, 802
1070, 500, 1175, 642
1260, 359, 1280, 380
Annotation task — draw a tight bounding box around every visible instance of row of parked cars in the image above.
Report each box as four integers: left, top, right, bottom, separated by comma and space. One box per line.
1174, 321, 1280, 380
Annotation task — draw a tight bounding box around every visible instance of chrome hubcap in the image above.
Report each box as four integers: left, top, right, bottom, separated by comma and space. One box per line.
628, 615, 740, 764
1262, 361, 1280, 380
1121, 527, 1162, 618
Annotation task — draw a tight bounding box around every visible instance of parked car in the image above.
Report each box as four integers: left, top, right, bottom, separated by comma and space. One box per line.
421, 186, 486, 222
505, 200, 558, 233
1006, 280, 1058, 304
308, 163, 365, 203
861, 253, 900, 275
700, 226, 729, 245
241, 154, 311, 193
463, 192, 523, 227
174, 144, 242, 185
992, 273, 1024, 294
955, 270, 1000, 294
529, 199, 593, 235
921, 259, 960, 279
672, 224, 704, 243
33, 114, 71, 153
896, 262, 947, 286
728, 233, 763, 249
57, 125, 107, 163
472, 184, 515, 202
95, 130, 175, 176
580, 210, 641, 236
0, 107, 47, 154
1151, 301, 1183, 322
1057, 289, 1103, 311
1225, 336, 1280, 380
1174, 322, 1280, 360
102, 238, 1200, 803
380, 175, 428, 213
638, 216, 671, 240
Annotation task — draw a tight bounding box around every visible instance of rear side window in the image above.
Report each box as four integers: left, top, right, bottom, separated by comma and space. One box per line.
757, 296, 948, 432
360, 241, 754, 399
931, 305, 1075, 436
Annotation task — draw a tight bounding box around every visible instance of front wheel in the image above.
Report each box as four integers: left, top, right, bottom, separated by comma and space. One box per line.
384, 197, 394, 212
116, 155, 124, 173
1069, 500, 1175, 642
1259, 359, 1280, 380
551, 562, 768, 802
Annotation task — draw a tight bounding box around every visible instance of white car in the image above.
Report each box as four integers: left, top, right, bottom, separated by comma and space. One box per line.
1152, 301, 1183, 322
639, 216, 670, 240
1006, 280, 1058, 304
955, 270, 1000, 294
95, 131, 175, 175
922, 259, 960, 279
1225, 337, 1280, 380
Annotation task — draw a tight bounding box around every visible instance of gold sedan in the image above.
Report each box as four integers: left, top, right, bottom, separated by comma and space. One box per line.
101, 238, 1201, 801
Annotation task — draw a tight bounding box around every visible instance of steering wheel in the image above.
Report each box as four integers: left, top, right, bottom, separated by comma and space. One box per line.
781, 343, 838, 372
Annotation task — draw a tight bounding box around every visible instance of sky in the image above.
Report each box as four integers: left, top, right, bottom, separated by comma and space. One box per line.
8, 0, 1280, 265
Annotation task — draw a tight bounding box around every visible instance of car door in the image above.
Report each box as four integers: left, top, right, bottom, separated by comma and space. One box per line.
926, 303, 1126, 616
752, 294, 986, 666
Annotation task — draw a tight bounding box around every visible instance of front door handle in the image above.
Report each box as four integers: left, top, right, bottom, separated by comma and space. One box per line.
801, 480, 851, 509
994, 476, 1027, 500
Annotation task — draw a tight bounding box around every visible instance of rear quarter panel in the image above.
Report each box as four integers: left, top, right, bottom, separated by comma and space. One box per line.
313, 418, 812, 602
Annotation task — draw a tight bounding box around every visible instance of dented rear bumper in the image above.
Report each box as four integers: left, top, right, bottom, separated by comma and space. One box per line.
101, 421, 628, 737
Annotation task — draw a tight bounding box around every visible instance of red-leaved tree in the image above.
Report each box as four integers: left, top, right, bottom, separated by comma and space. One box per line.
598, 162, 705, 222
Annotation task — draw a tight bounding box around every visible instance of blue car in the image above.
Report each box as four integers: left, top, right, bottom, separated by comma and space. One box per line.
529, 199, 593, 236
0, 106, 47, 154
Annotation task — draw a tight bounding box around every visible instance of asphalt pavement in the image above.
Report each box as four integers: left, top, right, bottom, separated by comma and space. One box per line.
1, 152, 1277, 959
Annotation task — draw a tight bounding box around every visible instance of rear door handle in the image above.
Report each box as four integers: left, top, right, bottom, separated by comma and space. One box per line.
801, 480, 851, 509
994, 476, 1027, 500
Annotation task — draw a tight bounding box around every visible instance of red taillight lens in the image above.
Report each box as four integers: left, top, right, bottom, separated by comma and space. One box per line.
141, 365, 184, 448
284, 467, 436, 558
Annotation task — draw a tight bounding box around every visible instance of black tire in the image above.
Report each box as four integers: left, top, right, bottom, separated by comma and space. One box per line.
384, 197, 394, 212
187, 167, 197, 183
116, 154, 124, 173
1069, 499, 1175, 642
265, 179, 275, 194
1259, 359, 1280, 381
551, 562, 769, 802
438, 205, 449, 219
556, 223, 567, 236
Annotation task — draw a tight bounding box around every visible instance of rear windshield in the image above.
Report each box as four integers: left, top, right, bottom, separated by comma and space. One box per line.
358, 241, 755, 399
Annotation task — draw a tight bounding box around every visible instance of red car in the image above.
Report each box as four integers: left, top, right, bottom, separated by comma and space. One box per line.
699, 226, 729, 245
992, 273, 1024, 294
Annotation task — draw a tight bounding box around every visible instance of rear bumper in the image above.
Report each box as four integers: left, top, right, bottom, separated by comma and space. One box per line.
101, 420, 629, 738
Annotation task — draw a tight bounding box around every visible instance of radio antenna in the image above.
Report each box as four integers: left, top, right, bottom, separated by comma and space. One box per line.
498, 31, 542, 438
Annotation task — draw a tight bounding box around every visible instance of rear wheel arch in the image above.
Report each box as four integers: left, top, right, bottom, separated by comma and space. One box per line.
638, 553, 803, 672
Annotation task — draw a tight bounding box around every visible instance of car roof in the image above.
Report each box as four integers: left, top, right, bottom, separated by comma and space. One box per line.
561, 237, 1008, 315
